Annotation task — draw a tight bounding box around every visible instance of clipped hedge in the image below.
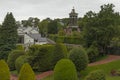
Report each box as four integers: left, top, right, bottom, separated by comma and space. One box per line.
7, 50, 25, 70
18, 63, 35, 80
87, 45, 99, 63
85, 70, 106, 80
28, 45, 55, 71
69, 47, 88, 72
49, 35, 83, 44
0, 60, 10, 80
15, 55, 31, 72
52, 43, 68, 67
54, 59, 78, 80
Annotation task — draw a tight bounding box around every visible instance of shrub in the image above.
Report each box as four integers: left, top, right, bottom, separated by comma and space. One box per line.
7, 50, 25, 70
0, 60, 10, 80
52, 43, 68, 66
18, 63, 35, 80
16, 45, 24, 50
69, 47, 88, 72
54, 59, 78, 80
15, 55, 31, 72
87, 44, 99, 63
28, 45, 55, 71
85, 70, 106, 80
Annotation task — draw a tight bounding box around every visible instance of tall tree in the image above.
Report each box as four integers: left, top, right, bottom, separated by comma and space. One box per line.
82, 4, 120, 54
0, 12, 18, 60
48, 20, 58, 34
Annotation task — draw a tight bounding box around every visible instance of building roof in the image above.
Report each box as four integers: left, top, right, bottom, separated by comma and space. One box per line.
27, 33, 48, 42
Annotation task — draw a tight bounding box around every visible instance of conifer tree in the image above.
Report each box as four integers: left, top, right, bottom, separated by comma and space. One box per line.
0, 12, 18, 60
0, 60, 10, 80
18, 63, 36, 80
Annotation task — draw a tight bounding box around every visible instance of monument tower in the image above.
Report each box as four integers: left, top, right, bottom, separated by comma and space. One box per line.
69, 7, 78, 28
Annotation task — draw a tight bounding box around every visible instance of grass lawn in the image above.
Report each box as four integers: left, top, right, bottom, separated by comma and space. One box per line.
41, 60, 120, 80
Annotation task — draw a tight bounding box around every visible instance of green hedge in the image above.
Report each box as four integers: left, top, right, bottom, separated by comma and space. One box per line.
87, 45, 99, 63
28, 44, 68, 72
69, 47, 88, 72
7, 50, 25, 70
18, 63, 35, 80
15, 55, 31, 72
28, 45, 55, 71
54, 59, 78, 80
49, 35, 83, 44
0, 60, 10, 80
52, 43, 68, 66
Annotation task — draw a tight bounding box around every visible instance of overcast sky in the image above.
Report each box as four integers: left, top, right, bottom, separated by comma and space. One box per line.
0, 0, 120, 23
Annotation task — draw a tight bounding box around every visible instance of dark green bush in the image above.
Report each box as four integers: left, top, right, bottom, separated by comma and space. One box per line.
18, 63, 35, 80
54, 59, 78, 80
85, 70, 106, 80
0, 60, 10, 80
28, 45, 55, 71
7, 50, 25, 70
87, 45, 99, 63
15, 55, 31, 72
69, 47, 88, 72
52, 43, 68, 67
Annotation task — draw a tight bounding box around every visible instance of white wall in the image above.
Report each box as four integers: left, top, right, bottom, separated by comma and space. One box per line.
24, 34, 34, 44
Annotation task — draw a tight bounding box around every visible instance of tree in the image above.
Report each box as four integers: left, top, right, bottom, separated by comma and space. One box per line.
54, 59, 78, 80
48, 20, 58, 34
18, 63, 35, 80
83, 4, 120, 54
0, 12, 18, 60
0, 60, 10, 80
38, 18, 50, 37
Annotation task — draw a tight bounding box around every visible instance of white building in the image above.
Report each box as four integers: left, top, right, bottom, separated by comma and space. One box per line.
17, 26, 55, 48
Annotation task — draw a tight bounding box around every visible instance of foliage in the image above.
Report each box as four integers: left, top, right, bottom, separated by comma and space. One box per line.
69, 47, 88, 71
54, 59, 78, 80
18, 63, 36, 80
0, 12, 18, 60
85, 70, 106, 80
16, 45, 24, 50
15, 55, 31, 72
82, 4, 120, 54
21, 17, 40, 27
48, 20, 58, 34
0, 60, 10, 80
52, 43, 68, 66
7, 50, 25, 70
87, 43, 99, 63
28, 45, 55, 71
49, 35, 83, 44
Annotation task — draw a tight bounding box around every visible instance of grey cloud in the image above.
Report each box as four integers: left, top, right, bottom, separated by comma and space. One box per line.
0, 0, 120, 23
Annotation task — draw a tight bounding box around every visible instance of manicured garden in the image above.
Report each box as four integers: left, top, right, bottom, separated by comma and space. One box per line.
41, 60, 120, 80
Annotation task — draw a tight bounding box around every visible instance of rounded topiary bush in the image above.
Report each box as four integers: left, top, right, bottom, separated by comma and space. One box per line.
52, 43, 68, 66
15, 55, 31, 72
18, 63, 35, 80
87, 45, 99, 63
7, 50, 25, 70
69, 47, 88, 72
85, 70, 106, 80
0, 60, 10, 80
54, 59, 78, 80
